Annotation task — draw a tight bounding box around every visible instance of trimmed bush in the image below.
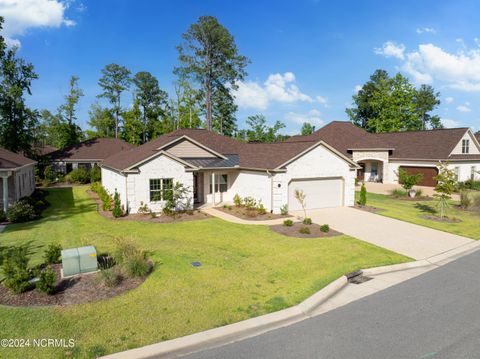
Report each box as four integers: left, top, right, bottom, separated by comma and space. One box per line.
257, 203, 266, 215
44, 244, 62, 265
7, 201, 36, 223
2, 247, 31, 294
280, 204, 288, 216
69, 167, 90, 184
98, 268, 122, 287
233, 194, 242, 207
299, 226, 311, 235
320, 224, 330, 233
43, 165, 56, 184
359, 183, 367, 206
90, 166, 101, 182
37, 267, 56, 295
112, 190, 123, 218
302, 217, 312, 225
283, 219, 293, 227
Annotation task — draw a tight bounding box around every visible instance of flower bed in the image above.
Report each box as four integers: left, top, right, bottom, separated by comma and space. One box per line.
216, 205, 290, 221
270, 222, 342, 238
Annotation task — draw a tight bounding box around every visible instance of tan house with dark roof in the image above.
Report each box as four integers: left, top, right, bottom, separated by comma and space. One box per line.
0, 148, 37, 212
48, 138, 134, 173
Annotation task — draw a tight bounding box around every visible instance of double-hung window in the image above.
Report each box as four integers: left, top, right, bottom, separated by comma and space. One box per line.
150, 178, 173, 202
462, 139, 470, 154
209, 174, 228, 193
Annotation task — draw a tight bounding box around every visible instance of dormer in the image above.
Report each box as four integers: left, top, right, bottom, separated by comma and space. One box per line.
450, 129, 480, 155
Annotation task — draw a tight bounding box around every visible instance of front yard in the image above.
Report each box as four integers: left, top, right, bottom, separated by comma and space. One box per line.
0, 186, 409, 358
359, 192, 480, 240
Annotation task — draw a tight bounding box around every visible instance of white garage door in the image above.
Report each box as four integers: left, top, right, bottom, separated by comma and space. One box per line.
288, 178, 344, 211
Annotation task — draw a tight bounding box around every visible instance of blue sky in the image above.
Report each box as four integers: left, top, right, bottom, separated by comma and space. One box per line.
2, 0, 480, 134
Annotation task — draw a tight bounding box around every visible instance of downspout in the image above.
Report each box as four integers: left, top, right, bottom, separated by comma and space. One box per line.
267, 170, 273, 213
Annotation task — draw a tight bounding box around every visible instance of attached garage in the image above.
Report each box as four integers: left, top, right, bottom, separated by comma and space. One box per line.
399, 166, 438, 187
288, 177, 344, 211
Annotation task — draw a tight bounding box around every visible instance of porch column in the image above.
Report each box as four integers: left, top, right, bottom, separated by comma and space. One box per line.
211, 172, 216, 205
2, 174, 9, 213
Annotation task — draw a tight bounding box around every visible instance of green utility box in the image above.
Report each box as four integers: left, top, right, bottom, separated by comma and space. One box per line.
61, 246, 98, 277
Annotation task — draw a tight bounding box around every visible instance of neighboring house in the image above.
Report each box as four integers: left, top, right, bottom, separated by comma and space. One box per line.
48, 138, 134, 173
287, 121, 480, 186
101, 129, 360, 214
34, 144, 57, 157
0, 148, 37, 212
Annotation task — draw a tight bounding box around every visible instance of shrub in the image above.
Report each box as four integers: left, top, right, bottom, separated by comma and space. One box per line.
96, 185, 112, 211
69, 167, 90, 184
415, 189, 423, 197
391, 188, 407, 197
460, 191, 472, 209
257, 203, 266, 215
90, 166, 101, 182
90, 181, 101, 193
124, 255, 150, 277
283, 219, 293, 227
43, 165, 56, 183
320, 224, 330, 233
233, 194, 242, 207
98, 268, 122, 287
112, 237, 149, 277
359, 183, 367, 206
37, 267, 56, 295
112, 190, 123, 218
299, 226, 311, 235
243, 196, 257, 210
2, 247, 31, 294
0, 209, 6, 222
280, 204, 288, 215
303, 217, 312, 225
463, 179, 480, 191
7, 201, 36, 223
398, 168, 423, 191
137, 201, 150, 215
44, 244, 62, 265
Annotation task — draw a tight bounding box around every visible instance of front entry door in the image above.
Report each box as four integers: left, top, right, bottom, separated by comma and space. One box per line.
193, 173, 198, 203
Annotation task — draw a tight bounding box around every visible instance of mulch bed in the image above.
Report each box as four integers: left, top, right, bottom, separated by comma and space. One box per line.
215, 206, 291, 221
88, 190, 211, 223
270, 222, 342, 238
0, 264, 148, 307
420, 215, 462, 223
355, 204, 384, 213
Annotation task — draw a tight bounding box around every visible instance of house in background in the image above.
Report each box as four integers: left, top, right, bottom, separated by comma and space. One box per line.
287, 122, 480, 186
101, 129, 359, 214
47, 138, 134, 174
0, 148, 36, 212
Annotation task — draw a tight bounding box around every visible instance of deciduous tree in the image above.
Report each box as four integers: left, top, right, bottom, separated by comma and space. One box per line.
300, 122, 314, 135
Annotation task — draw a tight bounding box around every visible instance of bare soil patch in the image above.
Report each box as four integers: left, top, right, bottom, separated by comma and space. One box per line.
88, 190, 211, 223
420, 215, 462, 223
216, 205, 291, 221
355, 205, 383, 213
0, 264, 149, 307
270, 222, 342, 238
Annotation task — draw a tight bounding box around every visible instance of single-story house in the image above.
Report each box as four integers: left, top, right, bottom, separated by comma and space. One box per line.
287, 121, 480, 186
101, 129, 360, 214
47, 138, 134, 173
0, 148, 37, 212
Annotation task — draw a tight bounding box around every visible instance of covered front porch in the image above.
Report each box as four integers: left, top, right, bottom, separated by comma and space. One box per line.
357, 160, 385, 183
192, 170, 237, 207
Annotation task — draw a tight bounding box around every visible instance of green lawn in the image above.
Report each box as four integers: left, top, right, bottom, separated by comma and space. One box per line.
0, 187, 409, 359
360, 192, 480, 240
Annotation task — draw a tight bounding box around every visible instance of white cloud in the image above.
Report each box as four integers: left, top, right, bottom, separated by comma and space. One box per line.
234, 72, 313, 110
441, 118, 461, 128
316, 95, 329, 107
0, 0, 75, 46
456, 102, 471, 112
285, 109, 325, 127
445, 96, 454, 104
416, 27, 436, 34
374, 41, 406, 60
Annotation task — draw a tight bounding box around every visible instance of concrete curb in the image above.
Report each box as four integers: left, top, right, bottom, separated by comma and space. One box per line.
101, 276, 348, 359
102, 240, 480, 359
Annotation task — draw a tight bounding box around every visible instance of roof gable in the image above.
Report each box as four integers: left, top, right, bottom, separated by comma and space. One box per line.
160, 136, 227, 159
0, 148, 36, 169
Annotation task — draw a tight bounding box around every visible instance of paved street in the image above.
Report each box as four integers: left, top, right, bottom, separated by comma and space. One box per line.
182, 249, 480, 359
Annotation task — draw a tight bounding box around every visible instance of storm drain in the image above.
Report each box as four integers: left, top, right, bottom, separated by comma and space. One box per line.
191, 261, 202, 267
346, 270, 373, 285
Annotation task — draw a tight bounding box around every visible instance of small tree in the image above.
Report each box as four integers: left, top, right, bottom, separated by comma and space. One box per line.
294, 189, 308, 219
398, 168, 423, 192
359, 183, 367, 206
434, 163, 457, 219
112, 190, 123, 218
163, 182, 191, 214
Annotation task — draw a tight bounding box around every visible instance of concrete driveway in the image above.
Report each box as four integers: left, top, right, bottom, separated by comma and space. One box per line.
293, 207, 473, 260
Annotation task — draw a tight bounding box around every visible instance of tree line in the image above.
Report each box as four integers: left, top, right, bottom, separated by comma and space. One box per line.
0, 14, 460, 158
